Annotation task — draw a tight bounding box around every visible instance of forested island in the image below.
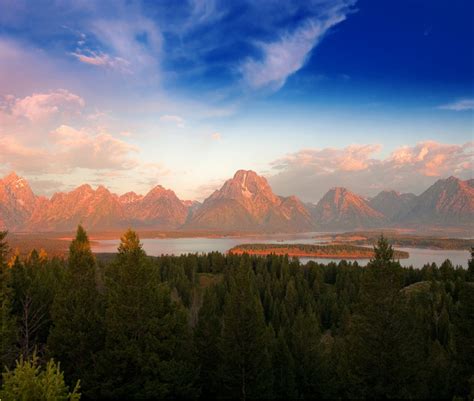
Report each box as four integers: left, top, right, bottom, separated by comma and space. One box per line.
229, 243, 409, 259
1, 227, 473, 400
318, 231, 474, 250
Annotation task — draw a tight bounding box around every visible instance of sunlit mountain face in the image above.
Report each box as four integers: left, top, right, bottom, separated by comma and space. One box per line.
1, 171, 472, 232
0, 0, 472, 231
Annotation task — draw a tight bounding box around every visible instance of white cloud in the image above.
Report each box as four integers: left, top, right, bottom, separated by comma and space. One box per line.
88, 16, 162, 77
438, 99, 474, 111
269, 141, 474, 202
160, 114, 185, 128
240, 4, 353, 91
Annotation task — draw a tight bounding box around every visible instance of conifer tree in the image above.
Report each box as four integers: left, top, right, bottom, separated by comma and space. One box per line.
47, 225, 103, 394
453, 282, 474, 398
0, 231, 17, 369
271, 329, 297, 400
194, 287, 222, 399
219, 258, 273, 400
0, 352, 80, 401
346, 235, 426, 399
100, 229, 197, 400
467, 247, 474, 281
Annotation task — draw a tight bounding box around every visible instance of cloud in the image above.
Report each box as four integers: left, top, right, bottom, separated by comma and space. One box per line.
0, 125, 138, 174
269, 141, 474, 202
0, 135, 50, 172
240, 2, 354, 90
50, 125, 139, 171
160, 114, 185, 128
87, 15, 162, 77
1, 89, 85, 124
438, 99, 474, 111
70, 49, 131, 72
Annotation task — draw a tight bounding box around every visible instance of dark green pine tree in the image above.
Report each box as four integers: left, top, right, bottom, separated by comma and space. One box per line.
100, 229, 198, 400
467, 247, 474, 281
47, 225, 103, 394
290, 308, 322, 399
346, 235, 427, 399
194, 286, 222, 399
0, 231, 17, 369
453, 281, 474, 399
219, 258, 273, 401
271, 329, 297, 400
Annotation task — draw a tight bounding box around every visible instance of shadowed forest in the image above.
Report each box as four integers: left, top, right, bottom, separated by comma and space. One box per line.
0, 227, 473, 400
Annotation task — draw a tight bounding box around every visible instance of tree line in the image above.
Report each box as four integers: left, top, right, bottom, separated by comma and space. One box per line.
0, 227, 473, 400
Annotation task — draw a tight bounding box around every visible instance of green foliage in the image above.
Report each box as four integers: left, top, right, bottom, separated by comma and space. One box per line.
194, 287, 221, 399
99, 229, 198, 400
47, 226, 103, 395
1, 230, 473, 400
0, 231, 17, 369
0, 352, 80, 401
219, 258, 273, 400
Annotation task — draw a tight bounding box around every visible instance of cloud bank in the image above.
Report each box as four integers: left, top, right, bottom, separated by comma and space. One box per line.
269, 141, 474, 202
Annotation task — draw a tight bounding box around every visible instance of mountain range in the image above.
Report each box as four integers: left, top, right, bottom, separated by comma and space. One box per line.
0, 170, 472, 232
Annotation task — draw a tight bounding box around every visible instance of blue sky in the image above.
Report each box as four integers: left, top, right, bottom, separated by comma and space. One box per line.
0, 0, 472, 201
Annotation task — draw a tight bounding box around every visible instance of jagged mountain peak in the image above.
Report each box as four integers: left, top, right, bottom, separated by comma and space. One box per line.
185, 170, 313, 232
313, 186, 385, 229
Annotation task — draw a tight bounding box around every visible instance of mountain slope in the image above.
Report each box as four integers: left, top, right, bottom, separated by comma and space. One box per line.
398, 176, 474, 225
185, 170, 314, 232
28, 184, 126, 231
0, 172, 38, 230
311, 187, 386, 229
126, 185, 189, 228
369, 190, 416, 221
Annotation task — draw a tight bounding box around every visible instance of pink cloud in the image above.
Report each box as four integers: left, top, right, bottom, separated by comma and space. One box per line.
70, 50, 131, 73
0, 125, 138, 174
50, 125, 139, 170
1, 89, 85, 124
269, 141, 473, 202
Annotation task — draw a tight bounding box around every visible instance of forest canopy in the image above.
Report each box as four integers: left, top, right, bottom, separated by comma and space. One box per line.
0, 228, 473, 400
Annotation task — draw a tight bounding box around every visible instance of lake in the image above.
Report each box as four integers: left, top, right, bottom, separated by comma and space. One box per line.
91, 233, 470, 268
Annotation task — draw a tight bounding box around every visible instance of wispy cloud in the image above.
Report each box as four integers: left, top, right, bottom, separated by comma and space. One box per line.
160, 114, 185, 128
70, 49, 131, 72
438, 99, 474, 111
240, 2, 355, 91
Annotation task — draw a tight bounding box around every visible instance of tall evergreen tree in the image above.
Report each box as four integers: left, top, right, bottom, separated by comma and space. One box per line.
467, 247, 474, 281
219, 258, 273, 400
47, 225, 103, 394
194, 287, 222, 399
346, 235, 427, 399
0, 231, 17, 370
100, 229, 197, 400
453, 282, 474, 399
0, 352, 80, 401
271, 329, 297, 400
